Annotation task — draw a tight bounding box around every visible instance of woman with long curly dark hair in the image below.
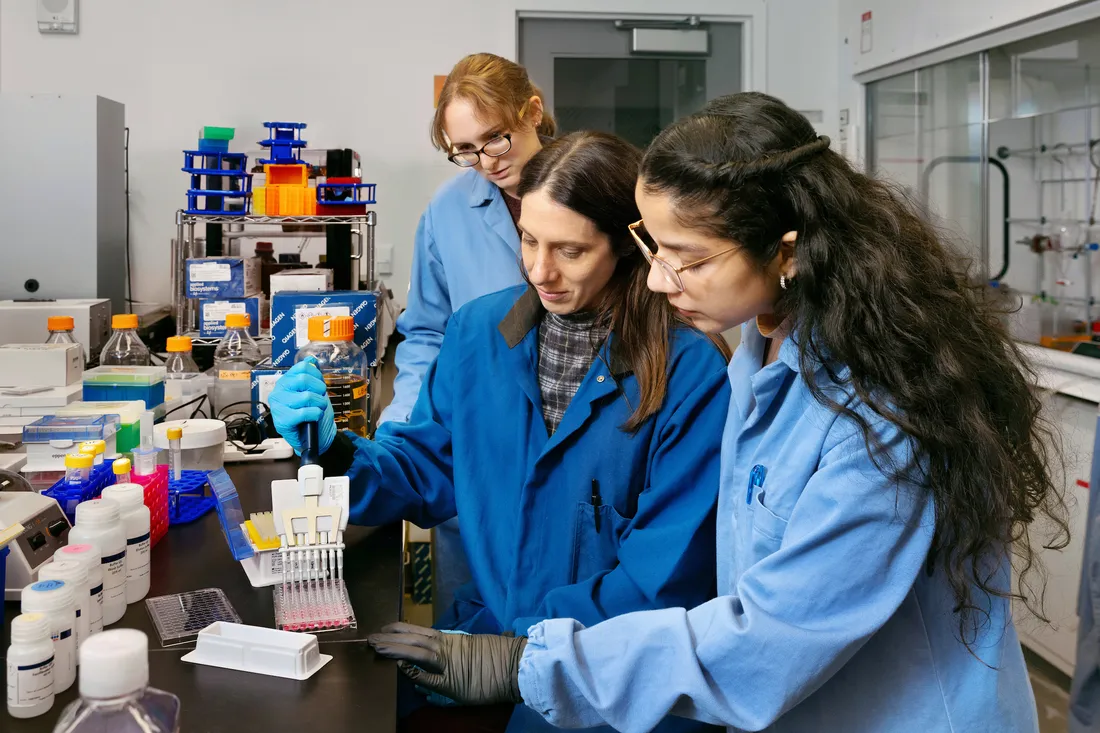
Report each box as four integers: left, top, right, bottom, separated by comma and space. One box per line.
369, 92, 1070, 732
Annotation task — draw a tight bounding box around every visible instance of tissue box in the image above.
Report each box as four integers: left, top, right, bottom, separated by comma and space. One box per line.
0, 343, 83, 387
250, 366, 289, 419
199, 298, 262, 337
270, 291, 378, 367
185, 257, 261, 299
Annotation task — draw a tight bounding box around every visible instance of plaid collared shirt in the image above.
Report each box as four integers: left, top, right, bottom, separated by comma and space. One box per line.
537, 310, 607, 435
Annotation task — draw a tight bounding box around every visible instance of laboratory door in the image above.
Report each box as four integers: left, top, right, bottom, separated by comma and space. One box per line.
518, 16, 743, 149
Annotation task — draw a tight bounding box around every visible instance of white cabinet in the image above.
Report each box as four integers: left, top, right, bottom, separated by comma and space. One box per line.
1015, 345, 1100, 676
1017, 390, 1095, 676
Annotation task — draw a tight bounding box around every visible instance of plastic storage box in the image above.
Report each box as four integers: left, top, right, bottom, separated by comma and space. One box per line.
56, 400, 149, 454
83, 366, 166, 409
21, 415, 119, 480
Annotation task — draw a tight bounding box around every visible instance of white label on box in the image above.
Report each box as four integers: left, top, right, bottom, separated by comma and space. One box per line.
257, 373, 285, 407
202, 301, 247, 324
190, 262, 232, 282
294, 307, 350, 348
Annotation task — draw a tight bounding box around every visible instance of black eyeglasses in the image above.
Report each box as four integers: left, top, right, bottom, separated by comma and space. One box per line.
448, 134, 512, 168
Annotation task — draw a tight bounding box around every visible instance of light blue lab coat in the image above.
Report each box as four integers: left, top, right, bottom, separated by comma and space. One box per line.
517, 320, 1040, 733
338, 285, 729, 733
379, 168, 526, 616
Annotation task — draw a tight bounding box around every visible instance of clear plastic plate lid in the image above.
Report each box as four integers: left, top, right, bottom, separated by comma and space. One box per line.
145, 588, 242, 646
22, 414, 119, 443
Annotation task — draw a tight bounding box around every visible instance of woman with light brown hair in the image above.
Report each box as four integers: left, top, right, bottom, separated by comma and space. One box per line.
379, 53, 556, 618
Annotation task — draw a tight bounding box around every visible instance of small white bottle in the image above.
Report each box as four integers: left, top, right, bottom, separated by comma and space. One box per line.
20, 580, 76, 693
51, 630, 180, 733
38, 561, 90, 654
6, 612, 55, 719
101, 483, 152, 603
68, 499, 127, 626
56, 544, 104, 634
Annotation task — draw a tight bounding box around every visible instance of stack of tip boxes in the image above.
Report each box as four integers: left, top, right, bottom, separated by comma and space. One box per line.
258, 291, 379, 419
56, 400, 150, 454
21, 414, 119, 489
185, 257, 262, 337
0, 343, 85, 434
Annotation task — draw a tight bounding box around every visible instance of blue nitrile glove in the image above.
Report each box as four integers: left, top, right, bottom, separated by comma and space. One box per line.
267, 359, 337, 455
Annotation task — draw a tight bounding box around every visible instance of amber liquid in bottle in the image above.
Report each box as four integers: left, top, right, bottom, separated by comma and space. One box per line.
324, 373, 369, 437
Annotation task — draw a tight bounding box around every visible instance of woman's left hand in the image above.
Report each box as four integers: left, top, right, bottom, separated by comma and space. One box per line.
368, 623, 527, 705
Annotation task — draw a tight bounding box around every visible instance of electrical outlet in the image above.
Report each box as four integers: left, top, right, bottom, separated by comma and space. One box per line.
377, 243, 394, 276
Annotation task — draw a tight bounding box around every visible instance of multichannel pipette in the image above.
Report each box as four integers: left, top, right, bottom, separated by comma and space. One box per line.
269, 422, 353, 632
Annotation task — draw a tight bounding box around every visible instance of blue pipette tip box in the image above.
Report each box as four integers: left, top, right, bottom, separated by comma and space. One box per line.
209, 468, 254, 561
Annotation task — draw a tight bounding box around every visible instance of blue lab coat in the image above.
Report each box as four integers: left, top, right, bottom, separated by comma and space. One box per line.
517, 320, 1040, 733
378, 168, 526, 617
325, 285, 728, 733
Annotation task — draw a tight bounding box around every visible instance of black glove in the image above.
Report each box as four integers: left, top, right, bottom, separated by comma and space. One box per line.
368, 623, 527, 706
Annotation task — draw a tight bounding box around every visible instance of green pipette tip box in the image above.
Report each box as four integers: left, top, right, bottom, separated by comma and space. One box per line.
202, 126, 235, 141
83, 366, 166, 385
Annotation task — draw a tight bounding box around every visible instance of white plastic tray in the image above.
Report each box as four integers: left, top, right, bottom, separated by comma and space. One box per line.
180, 621, 331, 680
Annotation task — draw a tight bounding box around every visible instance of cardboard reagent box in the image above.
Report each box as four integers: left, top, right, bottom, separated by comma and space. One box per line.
0, 343, 84, 388
269, 269, 333, 298
250, 366, 289, 419
199, 297, 262, 337
270, 291, 378, 368
185, 257, 261, 299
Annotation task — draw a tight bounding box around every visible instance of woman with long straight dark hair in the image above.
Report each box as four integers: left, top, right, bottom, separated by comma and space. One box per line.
270, 132, 729, 733
370, 93, 1070, 733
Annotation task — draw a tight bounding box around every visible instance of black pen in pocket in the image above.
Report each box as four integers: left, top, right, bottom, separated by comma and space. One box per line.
591, 479, 602, 533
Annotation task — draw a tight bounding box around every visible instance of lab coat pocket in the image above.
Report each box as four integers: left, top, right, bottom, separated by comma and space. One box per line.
572, 501, 630, 583
750, 491, 789, 561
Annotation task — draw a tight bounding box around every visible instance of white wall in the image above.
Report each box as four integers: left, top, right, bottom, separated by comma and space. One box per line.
841, 0, 1084, 74
0, 0, 840, 313
768, 0, 840, 141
